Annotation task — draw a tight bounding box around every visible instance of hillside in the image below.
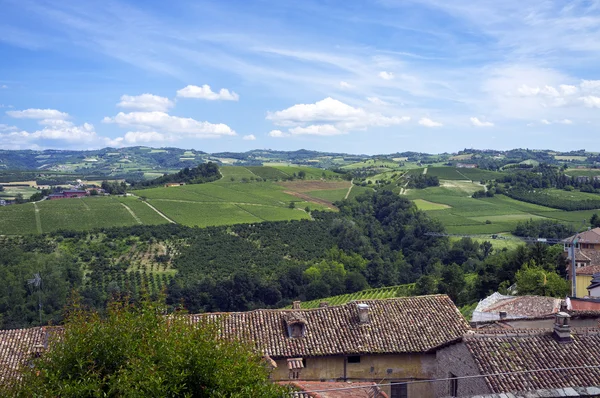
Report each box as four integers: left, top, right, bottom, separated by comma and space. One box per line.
0, 165, 360, 235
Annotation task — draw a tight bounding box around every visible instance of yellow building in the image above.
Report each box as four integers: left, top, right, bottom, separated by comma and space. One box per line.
194, 295, 469, 398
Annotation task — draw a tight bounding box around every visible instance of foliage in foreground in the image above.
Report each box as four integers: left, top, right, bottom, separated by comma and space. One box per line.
4, 297, 287, 398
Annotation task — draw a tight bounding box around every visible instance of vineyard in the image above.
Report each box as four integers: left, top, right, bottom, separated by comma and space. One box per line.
505, 189, 600, 211
289, 284, 416, 309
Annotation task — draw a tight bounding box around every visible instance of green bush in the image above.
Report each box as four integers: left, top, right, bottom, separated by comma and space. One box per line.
5, 296, 287, 397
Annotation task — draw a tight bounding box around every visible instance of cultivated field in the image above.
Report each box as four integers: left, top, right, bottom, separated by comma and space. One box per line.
0, 166, 353, 235
406, 180, 600, 235
288, 284, 416, 309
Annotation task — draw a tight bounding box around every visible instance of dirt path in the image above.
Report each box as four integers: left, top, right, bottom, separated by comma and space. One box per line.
422, 167, 428, 175
142, 201, 176, 224
120, 202, 142, 224
33, 203, 42, 234
344, 179, 354, 200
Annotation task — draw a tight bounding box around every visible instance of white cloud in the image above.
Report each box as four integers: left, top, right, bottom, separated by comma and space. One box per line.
580, 80, 600, 92
117, 94, 175, 112
580, 96, 600, 108
176, 84, 239, 101
6, 108, 69, 120
0, 124, 17, 132
560, 85, 578, 96
103, 111, 236, 137
121, 131, 169, 144
242, 134, 256, 140
378, 71, 394, 80
268, 130, 288, 138
289, 124, 343, 136
38, 119, 74, 127
0, 85, 7, 89
367, 97, 387, 105
266, 97, 408, 138
541, 119, 551, 125
339, 81, 352, 89
558, 119, 573, 125
470, 117, 494, 127
418, 118, 443, 127
4, 123, 99, 142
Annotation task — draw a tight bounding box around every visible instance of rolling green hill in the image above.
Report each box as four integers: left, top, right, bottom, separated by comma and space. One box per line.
0, 166, 351, 235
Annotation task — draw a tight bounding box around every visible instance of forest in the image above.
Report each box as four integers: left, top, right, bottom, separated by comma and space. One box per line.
131, 162, 220, 188
0, 190, 572, 329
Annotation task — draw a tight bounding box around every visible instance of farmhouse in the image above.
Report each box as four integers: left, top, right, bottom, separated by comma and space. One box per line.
47, 190, 88, 200
434, 312, 600, 397
191, 295, 469, 398
1, 296, 469, 398
456, 163, 478, 168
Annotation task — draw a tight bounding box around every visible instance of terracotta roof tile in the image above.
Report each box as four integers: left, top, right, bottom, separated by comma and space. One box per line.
0, 327, 49, 385
483, 296, 561, 318
563, 228, 600, 244
464, 329, 600, 393
578, 264, 600, 275
191, 295, 470, 357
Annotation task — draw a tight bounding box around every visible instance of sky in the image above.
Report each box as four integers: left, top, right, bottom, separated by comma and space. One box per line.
1, 0, 600, 154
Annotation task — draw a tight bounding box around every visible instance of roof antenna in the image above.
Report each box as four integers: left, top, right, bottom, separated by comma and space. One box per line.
27, 272, 43, 325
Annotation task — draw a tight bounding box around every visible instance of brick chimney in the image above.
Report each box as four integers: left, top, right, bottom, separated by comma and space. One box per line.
292, 301, 301, 310
357, 303, 370, 324
553, 312, 572, 344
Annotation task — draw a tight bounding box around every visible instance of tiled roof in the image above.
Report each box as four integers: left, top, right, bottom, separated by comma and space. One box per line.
484, 296, 560, 317
0, 327, 48, 385
283, 381, 389, 398
563, 228, 600, 244
577, 264, 600, 275
462, 386, 600, 397
192, 295, 469, 357
464, 329, 600, 393
472, 294, 561, 323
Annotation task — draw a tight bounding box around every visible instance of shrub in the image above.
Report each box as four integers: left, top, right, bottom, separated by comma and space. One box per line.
5, 296, 287, 397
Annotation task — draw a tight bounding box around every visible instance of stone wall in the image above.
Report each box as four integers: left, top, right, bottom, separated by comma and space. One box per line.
434, 342, 490, 397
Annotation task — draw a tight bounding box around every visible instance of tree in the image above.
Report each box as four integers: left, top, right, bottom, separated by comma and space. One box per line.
5, 297, 287, 397
515, 263, 569, 297
15, 193, 25, 204
288, 201, 295, 209
591, 213, 600, 229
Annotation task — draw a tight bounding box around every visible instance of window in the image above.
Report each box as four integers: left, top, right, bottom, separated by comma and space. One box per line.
302, 358, 307, 368
449, 373, 458, 397
390, 384, 408, 398
347, 356, 361, 363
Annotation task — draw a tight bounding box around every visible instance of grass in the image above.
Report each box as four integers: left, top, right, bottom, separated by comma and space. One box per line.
412, 199, 451, 210
305, 188, 349, 203
565, 169, 600, 177
236, 205, 310, 222
341, 159, 400, 170
114, 197, 170, 225
0, 203, 37, 235
555, 155, 587, 161
425, 167, 502, 181
37, 197, 142, 233
148, 201, 261, 227
0, 185, 38, 199
287, 284, 416, 309
245, 166, 289, 179
219, 166, 256, 180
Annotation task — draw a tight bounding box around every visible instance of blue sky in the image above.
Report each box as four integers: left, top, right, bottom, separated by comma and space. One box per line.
1, 0, 600, 154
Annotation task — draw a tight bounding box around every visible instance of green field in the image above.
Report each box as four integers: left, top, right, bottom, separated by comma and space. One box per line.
0, 169, 349, 234
406, 180, 600, 234
565, 169, 600, 177
423, 167, 502, 181
288, 284, 416, 309
0, 185, 38, 199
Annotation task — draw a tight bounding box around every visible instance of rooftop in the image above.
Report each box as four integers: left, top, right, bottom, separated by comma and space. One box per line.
563, 228, 600, 245
191, 295, 470, 357
472, 293, 561, 323
464, 329, 600, 393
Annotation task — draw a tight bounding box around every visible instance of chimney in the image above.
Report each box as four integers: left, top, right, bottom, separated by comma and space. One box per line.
292, 301, 301, 310
319, 301, 329, 308
499, 311, 507, 320
357, 303, 370, 324
553, 312, 572, 344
